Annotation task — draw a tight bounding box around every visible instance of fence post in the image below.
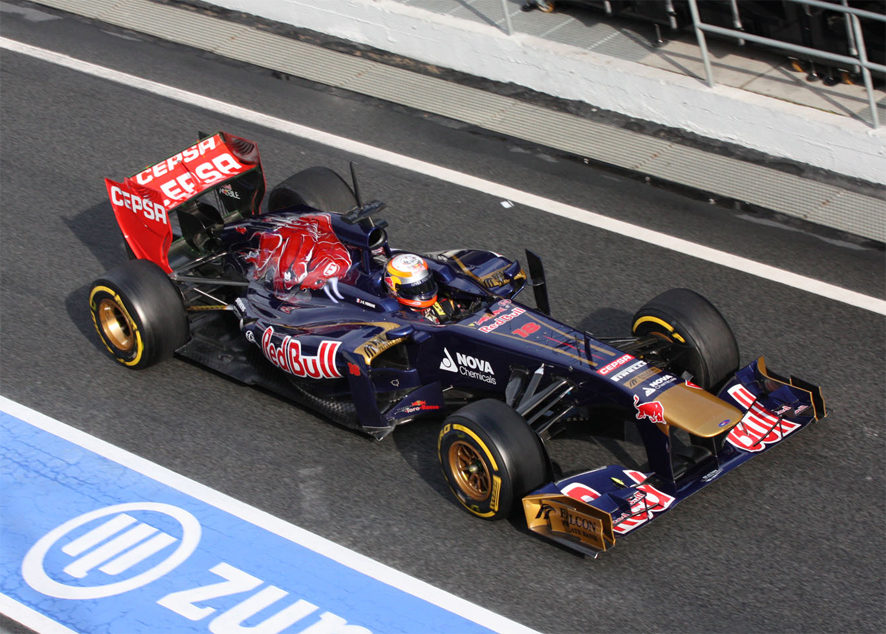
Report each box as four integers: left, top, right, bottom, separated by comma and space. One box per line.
500, 0, 514, 35
850, 14, 879, 128
687, 0, 716, 88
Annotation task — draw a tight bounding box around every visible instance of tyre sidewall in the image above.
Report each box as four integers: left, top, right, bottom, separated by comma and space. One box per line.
267, 187, 309, 214
438, 400, 547, 520
89, 283, 147, 367
90, 260, 189, 370
633, 288, 739, 390
439, 418, 514, 519
633, 306, 709, 383
268, 167, 357, 214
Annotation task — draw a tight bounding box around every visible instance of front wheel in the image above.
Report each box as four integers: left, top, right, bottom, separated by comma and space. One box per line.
89, 260, 189, 370
438, 399, 548, 520
632, 288, 739, 390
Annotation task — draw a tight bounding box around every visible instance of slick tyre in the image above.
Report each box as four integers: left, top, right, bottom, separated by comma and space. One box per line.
89, 260, 189, 370
438, 399, 547, 520
632, 288, 739, 391
267, 167, 358, 213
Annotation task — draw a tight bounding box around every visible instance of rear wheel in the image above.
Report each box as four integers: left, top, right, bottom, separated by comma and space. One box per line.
89, 260, 189, 370
438, 399, 548, 520
632, 288, 739, 390
267, 167, 358, 213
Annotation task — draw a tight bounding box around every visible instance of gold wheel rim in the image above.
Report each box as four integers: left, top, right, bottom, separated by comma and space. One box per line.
448, 440, 491, 502
98, 298, 135, 352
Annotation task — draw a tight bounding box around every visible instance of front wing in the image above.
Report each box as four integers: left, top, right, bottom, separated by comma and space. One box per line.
522, 357, 825, 556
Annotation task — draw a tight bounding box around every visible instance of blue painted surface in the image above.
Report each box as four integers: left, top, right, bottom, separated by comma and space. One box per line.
0, 411, 496, 634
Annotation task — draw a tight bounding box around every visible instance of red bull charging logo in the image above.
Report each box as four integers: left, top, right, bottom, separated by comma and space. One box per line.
633, 394, 665, 424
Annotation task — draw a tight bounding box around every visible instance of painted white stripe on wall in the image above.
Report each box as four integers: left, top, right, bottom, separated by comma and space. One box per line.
197, 0, 886, 185
1, 37, 883, 316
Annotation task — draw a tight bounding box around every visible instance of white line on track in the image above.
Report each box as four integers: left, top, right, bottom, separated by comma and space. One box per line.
0, 396, 540, 634
2, 36, 884, 316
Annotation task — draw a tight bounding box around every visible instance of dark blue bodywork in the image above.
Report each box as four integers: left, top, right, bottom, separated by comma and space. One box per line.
171, 204, 824, 556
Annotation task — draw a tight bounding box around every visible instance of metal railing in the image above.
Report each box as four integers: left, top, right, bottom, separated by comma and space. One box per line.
500, 0, 514, 35
687, 0, 886, 128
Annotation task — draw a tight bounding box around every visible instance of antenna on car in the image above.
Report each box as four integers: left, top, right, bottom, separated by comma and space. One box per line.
350, 162, 363, 209
343, 162, 388, 229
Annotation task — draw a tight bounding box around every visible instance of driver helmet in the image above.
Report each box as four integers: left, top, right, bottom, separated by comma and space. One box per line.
384, 253, 437, 309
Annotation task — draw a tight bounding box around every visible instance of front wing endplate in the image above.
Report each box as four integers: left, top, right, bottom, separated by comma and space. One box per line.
523, 494, 616, 556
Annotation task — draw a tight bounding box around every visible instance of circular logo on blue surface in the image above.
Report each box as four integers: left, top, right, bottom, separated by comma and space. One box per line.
21, 502, 201, 600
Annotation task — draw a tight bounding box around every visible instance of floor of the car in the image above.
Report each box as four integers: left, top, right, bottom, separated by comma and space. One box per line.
177, 311, 364, 431
176, 311, 266, 385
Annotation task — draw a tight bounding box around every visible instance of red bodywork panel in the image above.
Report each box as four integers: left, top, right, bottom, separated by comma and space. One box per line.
245, 214, 352, 293
105, 132, 261, 272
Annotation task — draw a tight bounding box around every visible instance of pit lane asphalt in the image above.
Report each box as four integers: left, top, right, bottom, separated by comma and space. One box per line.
1, 4, 884, 634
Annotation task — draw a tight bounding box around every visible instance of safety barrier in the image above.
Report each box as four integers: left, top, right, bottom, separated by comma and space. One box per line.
687, 0, 885, 128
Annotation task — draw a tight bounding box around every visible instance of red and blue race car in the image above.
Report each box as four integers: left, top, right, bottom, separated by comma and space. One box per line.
89, 132, 825, 556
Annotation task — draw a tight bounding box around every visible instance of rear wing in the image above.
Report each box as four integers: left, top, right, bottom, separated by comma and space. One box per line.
105, 132, 265, 272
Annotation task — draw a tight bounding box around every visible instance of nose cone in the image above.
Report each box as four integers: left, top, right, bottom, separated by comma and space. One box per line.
654, 383, 743, 438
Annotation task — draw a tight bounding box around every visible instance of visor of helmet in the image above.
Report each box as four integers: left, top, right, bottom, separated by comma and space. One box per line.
398, 276, 437, 299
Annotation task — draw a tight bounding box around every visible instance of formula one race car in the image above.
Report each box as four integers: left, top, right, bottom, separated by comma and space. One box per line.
89, 132, 825, 556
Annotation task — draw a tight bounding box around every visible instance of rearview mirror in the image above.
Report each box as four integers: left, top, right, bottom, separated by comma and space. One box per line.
386, 324, 415, 340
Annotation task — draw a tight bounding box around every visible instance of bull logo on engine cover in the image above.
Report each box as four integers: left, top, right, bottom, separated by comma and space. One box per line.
245, 214, 351, 295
